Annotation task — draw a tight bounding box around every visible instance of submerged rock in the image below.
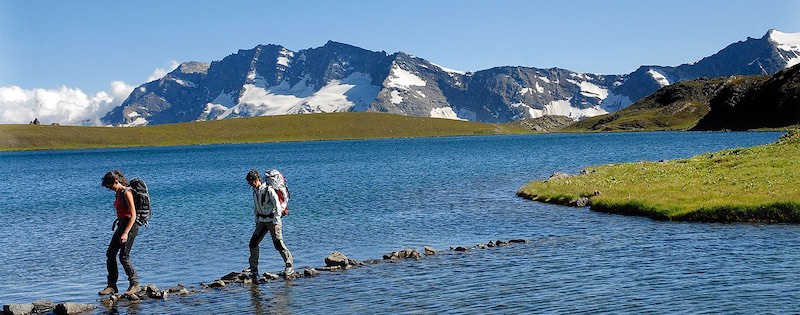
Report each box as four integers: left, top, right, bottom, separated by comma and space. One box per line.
303, 268, 320, 277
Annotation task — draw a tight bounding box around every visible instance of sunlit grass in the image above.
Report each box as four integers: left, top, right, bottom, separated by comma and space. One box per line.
0, 112, 534, 151
517, 130, 800, 222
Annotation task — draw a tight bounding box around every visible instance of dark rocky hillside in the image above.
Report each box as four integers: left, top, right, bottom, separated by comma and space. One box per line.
692, 64, 800, 130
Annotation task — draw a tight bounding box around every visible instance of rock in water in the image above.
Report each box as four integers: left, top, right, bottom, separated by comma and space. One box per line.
325, 251, 351, 267
3, 304, 34, 315
55, 302, 97, 315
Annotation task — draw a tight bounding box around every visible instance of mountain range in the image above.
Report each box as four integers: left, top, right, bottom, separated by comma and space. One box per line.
102, 30, 800, 126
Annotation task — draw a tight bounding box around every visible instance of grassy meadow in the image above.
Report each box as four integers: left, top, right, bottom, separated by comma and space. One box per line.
0, 112, 534, 151
517, 130, 800, 223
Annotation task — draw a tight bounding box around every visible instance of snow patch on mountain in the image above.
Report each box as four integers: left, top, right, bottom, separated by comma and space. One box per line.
600, 92, 634, 112
768, 29, 800, 67
430, 62, 466, 75
207, 72, 379, 119
303, 72, 380, 112
430, 107, 465, 120
171, 78, 197, 88
390, 90, 403, 104
277, 48, 293, 68
387, 63, 427, 90
567, 79, 609, 99
647, 68, 671, 87
526, 99, 608, 120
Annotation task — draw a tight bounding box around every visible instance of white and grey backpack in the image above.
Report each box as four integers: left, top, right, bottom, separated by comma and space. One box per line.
264, 169, 290, 216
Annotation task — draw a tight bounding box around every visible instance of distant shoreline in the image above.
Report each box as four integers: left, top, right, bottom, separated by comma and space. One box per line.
0, 112, 535, 152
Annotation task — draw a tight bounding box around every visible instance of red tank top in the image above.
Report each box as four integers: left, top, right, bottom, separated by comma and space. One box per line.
114, 189, 133, 218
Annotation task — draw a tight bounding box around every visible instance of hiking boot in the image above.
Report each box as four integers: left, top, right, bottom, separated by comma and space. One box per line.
98, 287, 117, 295
123, 284, 140, 295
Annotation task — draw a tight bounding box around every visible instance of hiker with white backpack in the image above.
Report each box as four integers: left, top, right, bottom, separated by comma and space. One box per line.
245, 169, 294, 280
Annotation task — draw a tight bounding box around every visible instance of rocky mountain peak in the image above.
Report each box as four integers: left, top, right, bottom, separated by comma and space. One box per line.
102, 30, 800, 126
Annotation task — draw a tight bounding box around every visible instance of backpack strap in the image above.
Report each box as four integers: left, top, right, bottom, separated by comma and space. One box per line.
257, 189, 275, 219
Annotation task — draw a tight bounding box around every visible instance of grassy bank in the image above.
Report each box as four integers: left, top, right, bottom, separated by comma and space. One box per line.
0, 112, 534, 151
517, 130, 800, 223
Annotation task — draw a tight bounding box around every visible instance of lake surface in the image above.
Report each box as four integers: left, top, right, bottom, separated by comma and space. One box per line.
1, 132, 797, 314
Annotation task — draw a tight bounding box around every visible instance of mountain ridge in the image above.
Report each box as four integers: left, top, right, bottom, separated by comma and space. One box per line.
102, 30, 800, 126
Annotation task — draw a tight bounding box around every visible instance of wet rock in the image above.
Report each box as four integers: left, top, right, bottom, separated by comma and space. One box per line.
317, 266, 341, 272
495, 240, 509, 247
3, 303, 33, 315
208, 280, 226, 288
263, 272, 280, 280
424, 246, 437, 255
220, 272, 240, 282
325, 251, 351, 268
144, 284, 167, 299
167, 284, 185, 293
303, 268, 320, 277
362, 259, 381, 265
487, 241, 495, 247
124, 293, 140, 301
383, 249, 421, 260
100, 297, 114, 307
32, 300, 56, 313
54, 302, 97, 315
453, 246, 469, 252
575, 197, 589, 207
177, 288, 192, 296
509, 239, 527, 244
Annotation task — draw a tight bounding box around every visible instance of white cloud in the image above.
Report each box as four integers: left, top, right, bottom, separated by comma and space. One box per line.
0, 61, 175, 126
146, 60, 180, 82
0, 81, 135, 126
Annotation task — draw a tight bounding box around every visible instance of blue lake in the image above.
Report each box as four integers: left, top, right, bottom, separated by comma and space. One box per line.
1, 132, 798, 314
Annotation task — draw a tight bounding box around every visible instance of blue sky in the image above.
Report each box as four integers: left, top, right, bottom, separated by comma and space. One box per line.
0, 0, 798, 123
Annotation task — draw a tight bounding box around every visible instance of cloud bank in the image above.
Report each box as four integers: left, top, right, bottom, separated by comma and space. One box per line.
0, 82, 134, 125
0, 61, 179, 126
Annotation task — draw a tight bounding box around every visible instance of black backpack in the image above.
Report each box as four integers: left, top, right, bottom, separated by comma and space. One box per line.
128, 178, 152, 226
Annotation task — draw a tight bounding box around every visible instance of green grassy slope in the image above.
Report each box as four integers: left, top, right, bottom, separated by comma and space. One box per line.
0, 112, 533, 151
517, 130, 800, 223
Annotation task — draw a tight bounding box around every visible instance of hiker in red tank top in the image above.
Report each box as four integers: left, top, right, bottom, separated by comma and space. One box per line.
99, 170, 141, 297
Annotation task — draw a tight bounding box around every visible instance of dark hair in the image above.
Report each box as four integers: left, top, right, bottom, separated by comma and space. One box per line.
245, 169, 260, 182
102, 170, 128, 187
